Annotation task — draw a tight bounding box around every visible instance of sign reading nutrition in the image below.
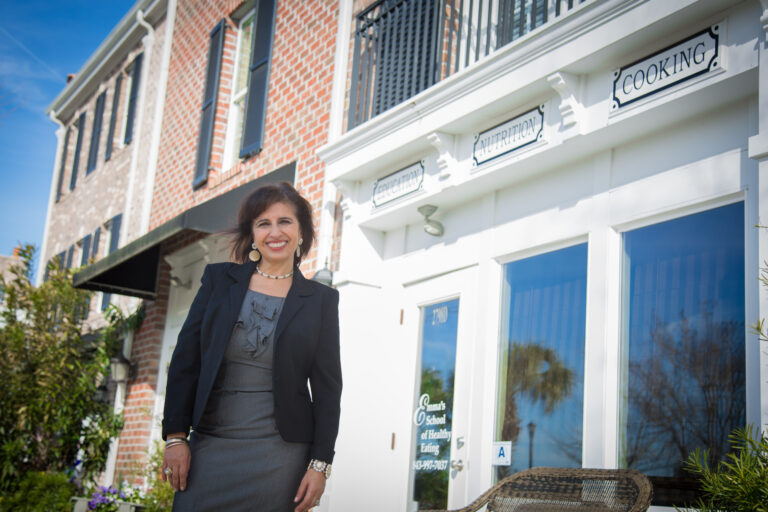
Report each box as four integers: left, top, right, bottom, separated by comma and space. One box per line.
473, 106, 544, 166
372, 161, 424, 208
612, 24, 720, 109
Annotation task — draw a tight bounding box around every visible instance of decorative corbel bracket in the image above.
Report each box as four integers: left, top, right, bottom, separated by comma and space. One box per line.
547, 72, 583, 130
427, 131, 456, 179
333, 179, 355, 220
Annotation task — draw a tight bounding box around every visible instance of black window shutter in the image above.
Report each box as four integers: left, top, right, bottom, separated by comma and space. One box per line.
240, 0, 277, 158
193, 20, 226, 189
105, 74, 123, 161
80, 234, 92, 266
65, 245, 75, 269
92, 226, 101, 258
109, 214, 122, 253
87, 91, 106, 174
124, 53, 143, 145
55, 127, 71, 202
69, 113, 86, 190
56, 251, 66, 270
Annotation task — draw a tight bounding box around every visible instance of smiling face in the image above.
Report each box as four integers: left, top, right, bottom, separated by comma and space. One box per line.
251, 201, 301, 271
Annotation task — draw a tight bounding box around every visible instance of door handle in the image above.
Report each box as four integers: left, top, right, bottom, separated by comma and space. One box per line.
450, 459, 464, 471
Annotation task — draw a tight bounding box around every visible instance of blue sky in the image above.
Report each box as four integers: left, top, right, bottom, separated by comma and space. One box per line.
0, 1, 135, 275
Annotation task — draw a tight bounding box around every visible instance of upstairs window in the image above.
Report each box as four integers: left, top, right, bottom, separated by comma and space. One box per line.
195, 0, 276, 186
87, 91, 107, 174
222, 12, 255, 170
69, 112, 86, 191
55, 127, 71, 202
105, 74, 123, 161
123, 53, 143, 145
239, 0, 276, 158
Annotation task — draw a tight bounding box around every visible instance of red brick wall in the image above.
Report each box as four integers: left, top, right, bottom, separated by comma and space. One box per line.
151, 0, 339, 274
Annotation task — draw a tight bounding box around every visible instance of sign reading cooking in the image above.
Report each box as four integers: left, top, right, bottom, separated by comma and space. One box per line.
612, 24, 720, 109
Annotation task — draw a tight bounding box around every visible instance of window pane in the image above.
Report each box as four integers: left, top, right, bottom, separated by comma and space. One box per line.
235, 16, 254, 94
496, 244, 588, 478
622, 203, 745, 480
411, 299, 459, 510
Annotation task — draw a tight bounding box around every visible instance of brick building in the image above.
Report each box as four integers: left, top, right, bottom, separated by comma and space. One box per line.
42, 0, 343, 495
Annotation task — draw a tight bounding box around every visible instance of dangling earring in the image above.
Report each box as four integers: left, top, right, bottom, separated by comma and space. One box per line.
295, 238, 303, 258
249, 242, 261, 262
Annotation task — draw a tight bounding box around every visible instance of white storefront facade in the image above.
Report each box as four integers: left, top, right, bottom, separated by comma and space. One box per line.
320, 0, 768, 510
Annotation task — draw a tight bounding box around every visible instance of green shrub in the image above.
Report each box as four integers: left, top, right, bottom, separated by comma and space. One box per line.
0, 471, 76, 512
133, 441, 174, 512
679, 425, 768, 512
0, 246, 135, 492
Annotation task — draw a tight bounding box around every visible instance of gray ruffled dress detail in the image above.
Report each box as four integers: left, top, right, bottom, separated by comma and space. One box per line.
172, 289, 310, 512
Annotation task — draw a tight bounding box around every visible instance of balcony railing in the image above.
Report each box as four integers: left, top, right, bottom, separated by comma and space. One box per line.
347, 0, 587, 129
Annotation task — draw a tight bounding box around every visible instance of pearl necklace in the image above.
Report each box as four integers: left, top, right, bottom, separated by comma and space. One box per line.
255, 264, 294, 280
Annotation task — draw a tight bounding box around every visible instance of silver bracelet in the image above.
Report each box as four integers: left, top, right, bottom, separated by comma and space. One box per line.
165, 437, 188, 448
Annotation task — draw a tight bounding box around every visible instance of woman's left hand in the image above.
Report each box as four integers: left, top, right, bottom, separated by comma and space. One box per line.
293, 469, 326, 512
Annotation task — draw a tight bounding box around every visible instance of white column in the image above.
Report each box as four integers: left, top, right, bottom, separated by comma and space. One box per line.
748, 0, 768, 435
121, 10, 155, 247
140, 0, 177, 235
36, 114, 66, 285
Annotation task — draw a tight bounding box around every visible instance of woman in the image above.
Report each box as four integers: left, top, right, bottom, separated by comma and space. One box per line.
161, 182, 342, 512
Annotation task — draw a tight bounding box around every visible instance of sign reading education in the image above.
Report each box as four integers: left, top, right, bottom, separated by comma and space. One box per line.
473, 106, 544, 166
372, 161, 424, 208
612, 24, 720, 109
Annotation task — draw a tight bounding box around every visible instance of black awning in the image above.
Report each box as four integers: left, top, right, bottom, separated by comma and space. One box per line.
73, 162, 296, 299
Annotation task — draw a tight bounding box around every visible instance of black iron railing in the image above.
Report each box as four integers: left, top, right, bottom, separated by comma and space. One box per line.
347, 0, 587, 129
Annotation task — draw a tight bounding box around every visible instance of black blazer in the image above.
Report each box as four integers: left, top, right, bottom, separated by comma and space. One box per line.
162, 260, 342, 463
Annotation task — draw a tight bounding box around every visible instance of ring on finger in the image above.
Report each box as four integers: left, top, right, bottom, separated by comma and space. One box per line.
164, 467, 173, 476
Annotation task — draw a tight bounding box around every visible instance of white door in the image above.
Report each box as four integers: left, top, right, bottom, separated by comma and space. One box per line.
150, 256, 208, 443
405, 265, 478, 511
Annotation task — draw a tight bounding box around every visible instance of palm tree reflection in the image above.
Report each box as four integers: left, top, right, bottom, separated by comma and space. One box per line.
498, 342, 574, 478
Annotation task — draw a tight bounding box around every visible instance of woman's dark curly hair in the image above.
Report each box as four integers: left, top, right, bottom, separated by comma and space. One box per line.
227, 181, 315, 265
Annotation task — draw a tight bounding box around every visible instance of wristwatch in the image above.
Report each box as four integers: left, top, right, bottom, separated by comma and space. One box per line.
307, 458, 332, 479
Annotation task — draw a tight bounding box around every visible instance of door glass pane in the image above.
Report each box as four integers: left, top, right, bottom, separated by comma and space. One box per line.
621, 203, 745, 482
496, 244, 588, 478
411, 299, 459, 510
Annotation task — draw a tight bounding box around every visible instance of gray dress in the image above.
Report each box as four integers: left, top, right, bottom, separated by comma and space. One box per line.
172, 289, 310, 512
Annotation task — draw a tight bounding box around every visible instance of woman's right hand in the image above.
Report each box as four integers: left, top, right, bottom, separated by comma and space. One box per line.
162, 438, 191, 492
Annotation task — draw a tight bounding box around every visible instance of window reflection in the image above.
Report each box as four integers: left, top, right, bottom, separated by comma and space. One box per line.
496, 244, 588, 479
621, 203, 745, 493
411, 299, 459, 510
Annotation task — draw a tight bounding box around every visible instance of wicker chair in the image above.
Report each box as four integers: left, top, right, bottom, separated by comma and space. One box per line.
425, 467, 653, 512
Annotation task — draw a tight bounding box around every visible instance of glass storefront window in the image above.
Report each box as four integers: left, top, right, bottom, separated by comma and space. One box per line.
411, 299, 459, 510
495, 244, 588, 478
620, 203, 745, 490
